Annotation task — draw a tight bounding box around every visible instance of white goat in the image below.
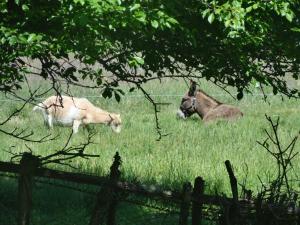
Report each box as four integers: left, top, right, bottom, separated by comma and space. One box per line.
33, 96, 122, 133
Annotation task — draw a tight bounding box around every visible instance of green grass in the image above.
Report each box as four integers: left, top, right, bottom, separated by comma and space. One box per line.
0, 78, 299, 225
0, 78, 299, 195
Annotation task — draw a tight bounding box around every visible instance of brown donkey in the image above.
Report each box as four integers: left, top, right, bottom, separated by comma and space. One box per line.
177, 81, 243, 122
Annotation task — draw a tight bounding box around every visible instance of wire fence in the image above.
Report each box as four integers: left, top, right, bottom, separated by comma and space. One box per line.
0, 152, 299, 225
0, 92, 281, 102
0, 172, 219, 225
0, 173, 183, 225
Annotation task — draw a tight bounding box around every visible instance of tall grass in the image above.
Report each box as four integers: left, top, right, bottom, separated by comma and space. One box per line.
0, 78, 299, 194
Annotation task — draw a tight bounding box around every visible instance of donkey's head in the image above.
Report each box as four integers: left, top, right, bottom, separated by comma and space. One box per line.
177, 81, 198, 119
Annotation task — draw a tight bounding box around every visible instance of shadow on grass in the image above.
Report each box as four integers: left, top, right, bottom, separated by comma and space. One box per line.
0, 176, 216, 225
0, 176, 96, 225
0, 176, 17, 225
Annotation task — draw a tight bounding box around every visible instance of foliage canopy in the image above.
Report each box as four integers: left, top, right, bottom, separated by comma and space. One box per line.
1, 0, 300, 99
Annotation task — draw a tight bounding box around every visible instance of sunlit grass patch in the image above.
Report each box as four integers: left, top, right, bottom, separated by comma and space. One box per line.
0, 79, 299, 195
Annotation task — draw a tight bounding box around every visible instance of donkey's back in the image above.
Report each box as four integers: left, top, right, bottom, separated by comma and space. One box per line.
203, 104, 243, 122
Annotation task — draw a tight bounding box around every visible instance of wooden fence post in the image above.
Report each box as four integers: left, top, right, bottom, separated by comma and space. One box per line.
255, 193, 264, 225
297, 202, 300, 225
179, 182, 192, 225
18, 153, 40, 225
89, 152, 121, 225
192, 177, 204, 225
106, 152, 121, 225
225, 160, 239, 225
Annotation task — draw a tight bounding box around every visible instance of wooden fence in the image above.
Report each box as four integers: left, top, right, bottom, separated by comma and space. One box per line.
0, 151, 299, 225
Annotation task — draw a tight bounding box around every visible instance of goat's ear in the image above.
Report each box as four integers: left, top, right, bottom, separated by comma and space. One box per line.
188, 80, 197, 96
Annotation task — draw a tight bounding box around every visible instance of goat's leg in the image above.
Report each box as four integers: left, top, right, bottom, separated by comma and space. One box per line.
40, 110, 48, 127
73, 120, 81, 134
47, 114, 53, 129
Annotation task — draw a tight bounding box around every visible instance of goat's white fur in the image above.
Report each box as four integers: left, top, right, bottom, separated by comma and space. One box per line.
33, 96, 121, 133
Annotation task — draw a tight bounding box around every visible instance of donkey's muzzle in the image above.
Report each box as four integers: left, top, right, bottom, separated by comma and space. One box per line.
176, 109, 187, 119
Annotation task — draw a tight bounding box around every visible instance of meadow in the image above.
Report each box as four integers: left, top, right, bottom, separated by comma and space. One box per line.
0, 78, 299, 196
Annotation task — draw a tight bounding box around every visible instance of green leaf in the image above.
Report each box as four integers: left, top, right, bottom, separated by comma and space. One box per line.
21, 4, 29, 11
252, 3, 259, 10
224, 20, 231, 27
19, 35, 27, 43
237, 92, 243, 100
102, 87, 112, 98
133, 56, 144, 65
64, 67, 77, 77
27, 33, 36, 43
1, 37, 6, 44
246, 6, 253, 13
96, 78, 102, 85
202, 9, 210, 18
135, 11, 146, 23
151, 20, 159, 29
167, 17, 178, 25
208, 13, 215, 24
130, 3, 140, 12
74, 0, 85, 5
8, 36, 17, 45
291, 27, 300, 32
117, 89, 125, 95
114, 92, 121, 102
285, 13, 294, 22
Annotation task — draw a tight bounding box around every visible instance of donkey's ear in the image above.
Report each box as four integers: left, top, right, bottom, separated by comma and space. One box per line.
188, 80, 197, 96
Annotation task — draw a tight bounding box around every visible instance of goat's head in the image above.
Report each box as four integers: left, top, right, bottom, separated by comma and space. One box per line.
108, 113, 122, 133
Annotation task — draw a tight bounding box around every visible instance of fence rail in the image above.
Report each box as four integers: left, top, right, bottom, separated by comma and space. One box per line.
0, 152, 299, 225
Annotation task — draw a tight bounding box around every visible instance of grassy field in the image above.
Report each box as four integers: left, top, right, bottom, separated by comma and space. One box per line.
0, 78, 299, 195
